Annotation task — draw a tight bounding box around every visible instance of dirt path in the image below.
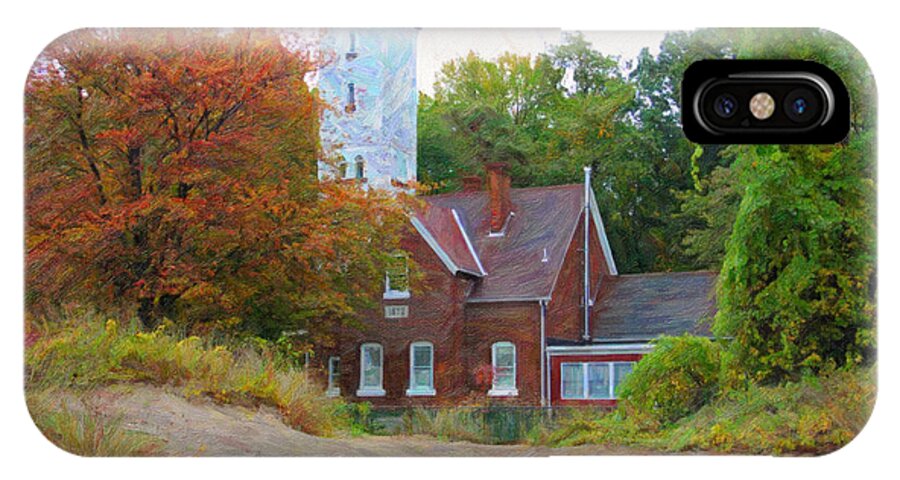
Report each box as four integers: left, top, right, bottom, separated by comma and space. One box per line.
78, 384, 647, 456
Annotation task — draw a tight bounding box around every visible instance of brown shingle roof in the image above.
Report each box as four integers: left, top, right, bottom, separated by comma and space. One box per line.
412, 203, 484, 277
591, 271, 718, 341
423, 184, 585, 301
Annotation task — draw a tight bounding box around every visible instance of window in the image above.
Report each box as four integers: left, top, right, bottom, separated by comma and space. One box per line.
354, 155, 365, 179
345, 83, 356, 113
338, 162, 349, 179
561, 363, 583, 399
613, 362, 634, 397
384, 252, 410, 299
345, 32, 358, 60
326, 356, 340, 397
560, 361, 635, 400
489, 342, 517, 396
384, 305, 409, 319
587, 363, 611, 399
407, 341, 435, 396
357, 343, 384, 396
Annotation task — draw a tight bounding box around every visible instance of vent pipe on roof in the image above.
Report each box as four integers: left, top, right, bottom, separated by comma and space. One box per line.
583, 166, 592, 341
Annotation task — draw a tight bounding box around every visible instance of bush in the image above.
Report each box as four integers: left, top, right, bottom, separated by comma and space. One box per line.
333, 402, 378, 436
617, 335, 722, 425
25, 315, 340, 436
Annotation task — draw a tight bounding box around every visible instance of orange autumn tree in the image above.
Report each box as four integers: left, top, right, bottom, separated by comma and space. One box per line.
26, 29, 409, 341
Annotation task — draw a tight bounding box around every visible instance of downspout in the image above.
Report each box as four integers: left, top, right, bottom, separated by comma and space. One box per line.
582, 166, 592, 341
539, 299, 547, 407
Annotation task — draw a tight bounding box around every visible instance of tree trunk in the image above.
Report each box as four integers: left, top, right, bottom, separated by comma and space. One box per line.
127, 146, 142, 199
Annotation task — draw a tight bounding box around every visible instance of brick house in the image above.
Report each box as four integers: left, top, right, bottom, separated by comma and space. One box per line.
320, 163, 717, 407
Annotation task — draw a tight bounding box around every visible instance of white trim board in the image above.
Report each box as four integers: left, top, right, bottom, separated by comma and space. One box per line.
451, 208, 487, 276
546, 343, 654, 355
589, 188, 618, 276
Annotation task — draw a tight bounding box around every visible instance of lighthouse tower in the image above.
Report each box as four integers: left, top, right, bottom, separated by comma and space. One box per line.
317, 29, 418, 190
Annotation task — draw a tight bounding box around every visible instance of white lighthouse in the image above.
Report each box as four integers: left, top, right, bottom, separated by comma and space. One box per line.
316, 29, 418, 190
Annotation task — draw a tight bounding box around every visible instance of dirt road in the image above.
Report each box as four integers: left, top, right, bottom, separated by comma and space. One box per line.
76, 384, 646, 456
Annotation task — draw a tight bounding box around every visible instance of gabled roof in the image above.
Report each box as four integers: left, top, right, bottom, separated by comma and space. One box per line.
422, 183, 613, 302
591, 271, 718, 341
412, 203, 485, 278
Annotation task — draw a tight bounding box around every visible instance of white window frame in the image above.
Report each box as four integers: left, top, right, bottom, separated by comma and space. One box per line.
488, 341, 518, 396
406, 341, 436, 396
357, 343, 385, 397
559, 361, 635, 400
384, 252, 410, 300
326, 356, 341, 397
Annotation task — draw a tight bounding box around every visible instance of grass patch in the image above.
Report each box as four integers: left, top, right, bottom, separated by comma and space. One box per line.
26, 315, 344, 438
398, 407, 554, 445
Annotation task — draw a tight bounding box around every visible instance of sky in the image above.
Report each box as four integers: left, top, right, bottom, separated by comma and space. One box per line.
416, 29, 667, 95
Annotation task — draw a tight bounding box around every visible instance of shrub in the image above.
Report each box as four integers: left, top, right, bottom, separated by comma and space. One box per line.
616, 335, 722, 425
333, 402, 378, 436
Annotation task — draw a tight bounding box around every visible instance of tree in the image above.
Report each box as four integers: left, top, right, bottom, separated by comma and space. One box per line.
25, 29, 408, 342
714, 139, 875, 385
425, 52, 562, 188
674, 160, 742, 270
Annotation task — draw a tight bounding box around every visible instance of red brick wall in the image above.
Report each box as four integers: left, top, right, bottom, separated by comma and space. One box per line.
331, 229, 474, 406
546, 215, 612, 341
549, 353, 643, 407
463, 302, 542, 405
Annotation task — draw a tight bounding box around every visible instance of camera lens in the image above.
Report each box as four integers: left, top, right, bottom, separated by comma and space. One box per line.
713, 94, 738, 118
791, 98, 808, 116
784, 88, 819, 123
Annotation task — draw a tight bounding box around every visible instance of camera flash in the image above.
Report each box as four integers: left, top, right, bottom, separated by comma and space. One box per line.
750, 92, 775, 120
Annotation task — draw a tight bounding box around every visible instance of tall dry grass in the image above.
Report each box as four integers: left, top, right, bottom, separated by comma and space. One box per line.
26, 389, 162, 456
26, 315, 342, 438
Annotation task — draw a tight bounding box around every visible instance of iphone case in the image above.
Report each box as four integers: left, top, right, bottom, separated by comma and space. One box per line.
24, 28, 876, 456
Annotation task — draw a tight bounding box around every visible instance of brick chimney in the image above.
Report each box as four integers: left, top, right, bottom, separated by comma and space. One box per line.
461, 175, 483, 192
485, 162, 512, 234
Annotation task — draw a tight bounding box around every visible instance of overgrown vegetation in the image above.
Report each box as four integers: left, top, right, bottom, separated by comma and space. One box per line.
538, 367, 875, 455
26, 314, 344, 439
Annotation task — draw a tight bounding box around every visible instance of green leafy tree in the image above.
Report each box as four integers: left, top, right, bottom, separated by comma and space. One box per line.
674, 162, 742, 269
714, 139, 876, 384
